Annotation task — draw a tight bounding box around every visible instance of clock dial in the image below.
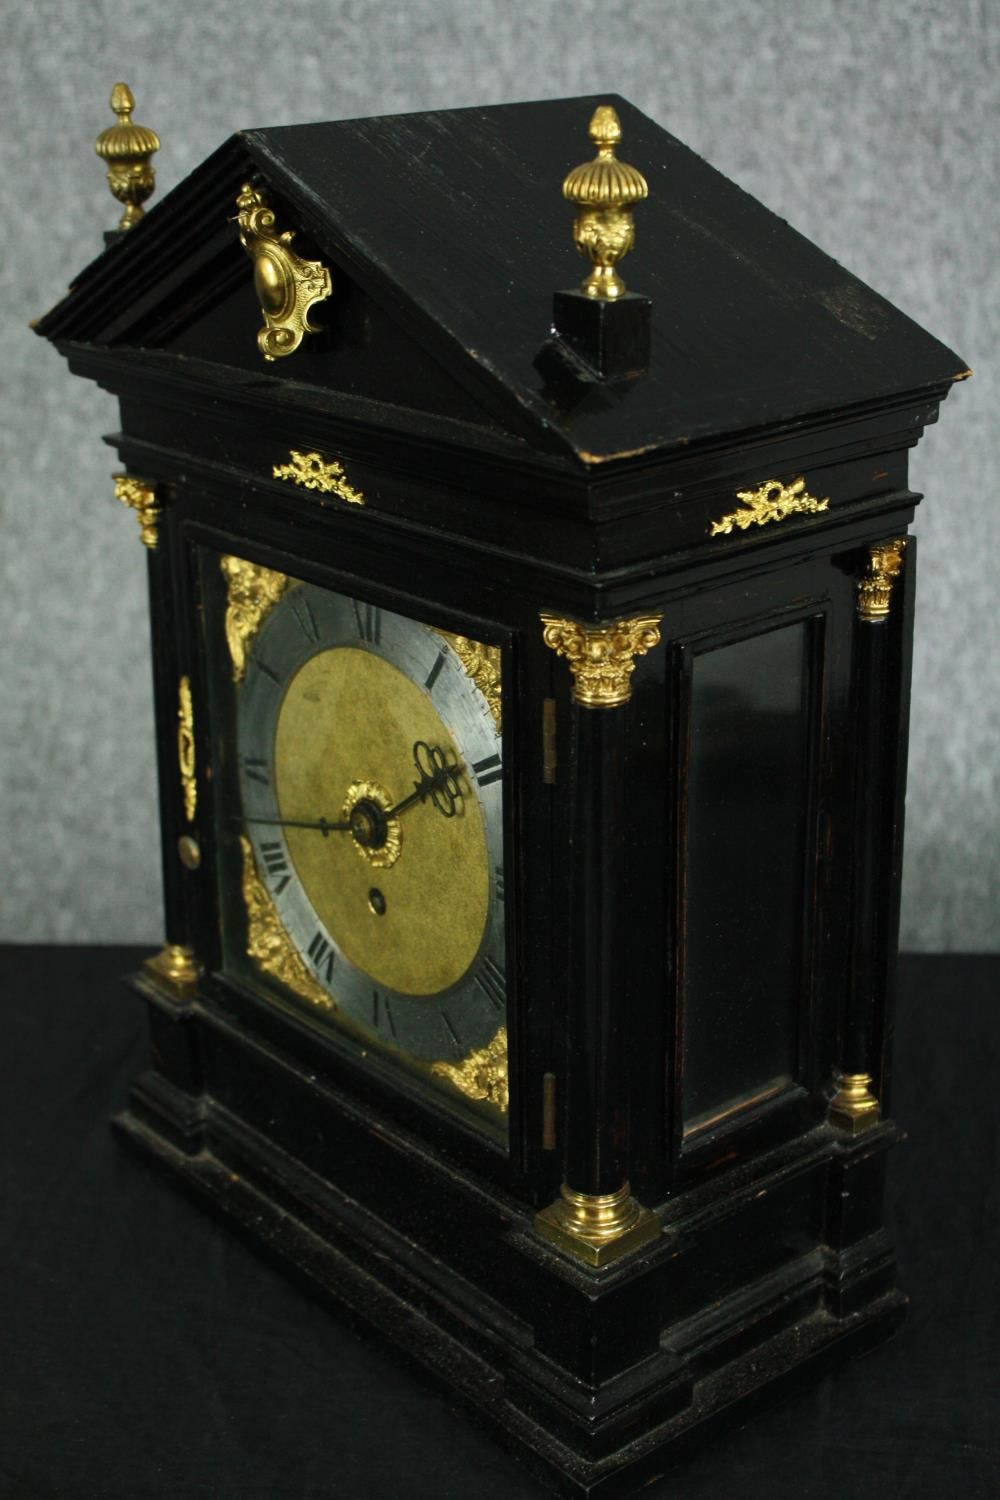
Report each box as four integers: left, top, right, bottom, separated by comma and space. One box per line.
272, 647, 490, 998
224, 567, 506, 1095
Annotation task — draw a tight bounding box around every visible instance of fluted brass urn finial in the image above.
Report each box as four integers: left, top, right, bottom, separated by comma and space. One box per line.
563, 105, 648, 300
95, 82, 160, 231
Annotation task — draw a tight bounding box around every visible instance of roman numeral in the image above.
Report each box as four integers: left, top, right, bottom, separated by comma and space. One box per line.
494, 865, 505, 903
252, 655, 281, 684
259, 839, 290, 894
441, 1010, 463, 1056
475, 955, 506, 1011
290, 592, 319, 644
306, 930, 335, 985
242, 757, 270, 786
471, 753, 502, 788
352, 599, 381, 644
384, 997, 397, 1041
424, 650, 447, 693
372, 989, 380, 1028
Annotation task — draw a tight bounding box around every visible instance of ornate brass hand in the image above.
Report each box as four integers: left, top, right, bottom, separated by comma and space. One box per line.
385, 741, 463, 820
241, 742, 463, 847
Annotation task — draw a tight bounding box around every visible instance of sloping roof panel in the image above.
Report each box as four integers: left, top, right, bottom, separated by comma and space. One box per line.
36, 95, 967, 465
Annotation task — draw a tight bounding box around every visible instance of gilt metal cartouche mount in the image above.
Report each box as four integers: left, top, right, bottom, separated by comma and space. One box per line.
236, 184, 333, 360
95, 83, 159, 231
563, 105, 648, 300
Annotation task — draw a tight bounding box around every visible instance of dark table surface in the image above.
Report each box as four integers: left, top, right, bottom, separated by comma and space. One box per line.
1, 947, 997, 1500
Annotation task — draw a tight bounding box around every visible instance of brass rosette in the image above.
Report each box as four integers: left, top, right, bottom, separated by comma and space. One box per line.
341, 781, 402, 869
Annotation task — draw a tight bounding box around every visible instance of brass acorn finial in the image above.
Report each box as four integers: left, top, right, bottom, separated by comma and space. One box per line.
562, 105, 648, 300
95, 82, 160, 231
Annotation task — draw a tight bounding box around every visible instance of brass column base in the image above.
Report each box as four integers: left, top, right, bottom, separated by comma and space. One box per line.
144, 942, 202, 994
828, 1071, 881, 1134
534, 1181, 661, 1268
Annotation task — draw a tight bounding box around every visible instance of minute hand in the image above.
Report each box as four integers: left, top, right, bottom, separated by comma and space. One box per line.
236, 814, 352, 835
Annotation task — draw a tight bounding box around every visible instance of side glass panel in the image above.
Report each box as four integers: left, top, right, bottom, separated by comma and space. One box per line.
681, 620, 813, 1133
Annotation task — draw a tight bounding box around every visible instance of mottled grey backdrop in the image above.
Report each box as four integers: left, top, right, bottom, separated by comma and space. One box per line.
2, 0, 997, 947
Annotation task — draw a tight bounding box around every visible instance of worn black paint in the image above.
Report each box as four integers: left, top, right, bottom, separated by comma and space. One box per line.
549, 289, 652, 381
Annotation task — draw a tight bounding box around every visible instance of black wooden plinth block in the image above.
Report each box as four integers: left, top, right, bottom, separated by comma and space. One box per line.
552, 290, 651, 380
113, 1087, 909, 1499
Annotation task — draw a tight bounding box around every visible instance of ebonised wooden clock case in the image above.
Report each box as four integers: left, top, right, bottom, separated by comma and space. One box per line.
36, 94, 968, 1496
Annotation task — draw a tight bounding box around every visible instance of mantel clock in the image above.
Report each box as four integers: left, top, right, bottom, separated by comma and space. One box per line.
36, 88, 969, 1496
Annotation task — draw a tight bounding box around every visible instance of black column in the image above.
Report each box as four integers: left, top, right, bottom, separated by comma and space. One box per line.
563, 700, 629, 1196
534, 615, 662, 1265
145, 535, 191, 952
842, 618, 890, 1078
835, 539, 909, 1125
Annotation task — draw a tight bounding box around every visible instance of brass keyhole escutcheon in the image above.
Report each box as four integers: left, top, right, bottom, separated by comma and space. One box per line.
235, 183, 333, 360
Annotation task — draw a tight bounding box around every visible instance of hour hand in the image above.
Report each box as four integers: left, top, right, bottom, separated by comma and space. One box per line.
383, 741, 463, 820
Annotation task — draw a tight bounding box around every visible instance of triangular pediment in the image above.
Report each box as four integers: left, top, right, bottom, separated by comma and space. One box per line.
36, 97, 967, 465
36, 135, 523, 444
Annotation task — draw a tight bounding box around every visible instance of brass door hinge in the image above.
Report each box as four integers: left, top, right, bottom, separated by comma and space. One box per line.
542, 697, 557, 783
542, 1072, 557, 1150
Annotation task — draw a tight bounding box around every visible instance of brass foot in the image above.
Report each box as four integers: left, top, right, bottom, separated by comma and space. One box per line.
144, 942, 202, 994
828, 1071, 881, 1134
534, 1180, 661, 1268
